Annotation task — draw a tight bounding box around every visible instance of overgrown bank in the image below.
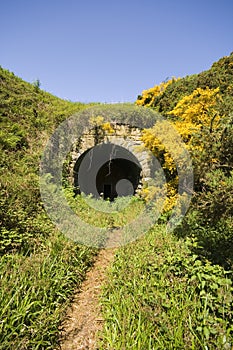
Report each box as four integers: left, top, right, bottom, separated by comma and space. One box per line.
99, 54, 233, 349
100, 225, 233, 349
0, 67, 97, 349
136, 53, 233, 270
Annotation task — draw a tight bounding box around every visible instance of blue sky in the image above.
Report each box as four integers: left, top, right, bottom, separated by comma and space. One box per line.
1, 0, 233, 103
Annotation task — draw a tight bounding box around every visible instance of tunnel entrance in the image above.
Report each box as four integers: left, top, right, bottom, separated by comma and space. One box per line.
96, 158, 141, 200
73, 143, 142, 201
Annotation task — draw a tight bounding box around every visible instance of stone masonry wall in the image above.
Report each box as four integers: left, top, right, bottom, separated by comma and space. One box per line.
69, 123, 153, 185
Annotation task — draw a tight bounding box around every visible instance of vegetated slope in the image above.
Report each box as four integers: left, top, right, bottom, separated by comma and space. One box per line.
0, 67, 97, 349
0, 67, 89, 254
99, 54, 233, 349
136, 53, 233, 269
100, 225, 232, 349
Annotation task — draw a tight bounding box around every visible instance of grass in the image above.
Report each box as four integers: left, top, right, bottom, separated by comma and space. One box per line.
99, 224, 233, 349
0, 230, 96, 350
64, 189, 145, 229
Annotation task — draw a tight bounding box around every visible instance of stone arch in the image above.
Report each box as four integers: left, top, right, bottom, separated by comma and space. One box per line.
69, 123, 153, 200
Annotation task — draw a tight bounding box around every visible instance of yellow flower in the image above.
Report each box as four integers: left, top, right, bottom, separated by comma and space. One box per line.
136, 78, 178, 107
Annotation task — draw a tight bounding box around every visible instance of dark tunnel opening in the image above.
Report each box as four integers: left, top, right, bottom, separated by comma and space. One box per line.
73, 143, 142, 201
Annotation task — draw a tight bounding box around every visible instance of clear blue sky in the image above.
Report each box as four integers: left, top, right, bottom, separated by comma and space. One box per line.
1, 0, 233, 103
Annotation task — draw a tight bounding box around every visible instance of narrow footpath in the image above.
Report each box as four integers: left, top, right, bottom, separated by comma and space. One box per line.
59, 248, 115, 350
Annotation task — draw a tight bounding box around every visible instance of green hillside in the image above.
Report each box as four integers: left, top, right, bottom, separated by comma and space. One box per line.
0, 67, 97, 349
136, 53, 233, 269
99, 55, 233, 349
0, 67, 96, 253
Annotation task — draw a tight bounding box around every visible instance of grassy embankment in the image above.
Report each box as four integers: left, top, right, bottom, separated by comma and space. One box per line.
100, 225, 232, 349
0, 67, 97, 349
99, 54, 233, 349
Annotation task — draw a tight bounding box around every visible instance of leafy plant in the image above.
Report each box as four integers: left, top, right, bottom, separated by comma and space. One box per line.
100, 225, 233, 349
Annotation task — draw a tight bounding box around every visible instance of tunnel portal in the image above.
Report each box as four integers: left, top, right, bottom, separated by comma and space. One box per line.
74, 143, 142, 201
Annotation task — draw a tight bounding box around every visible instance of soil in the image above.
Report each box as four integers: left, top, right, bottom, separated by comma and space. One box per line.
59, 248, 115, 350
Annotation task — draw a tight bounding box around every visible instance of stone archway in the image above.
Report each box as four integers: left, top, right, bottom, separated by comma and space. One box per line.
69, 123, 153, 200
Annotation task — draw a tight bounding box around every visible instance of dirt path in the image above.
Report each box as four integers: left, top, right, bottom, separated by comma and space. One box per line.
59, 248, 115, 350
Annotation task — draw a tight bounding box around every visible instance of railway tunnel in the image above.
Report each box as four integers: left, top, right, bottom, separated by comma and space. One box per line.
73, 143, 142, 201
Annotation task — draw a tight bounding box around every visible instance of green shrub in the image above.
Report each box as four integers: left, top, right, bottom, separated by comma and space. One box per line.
176, 170, 233, 269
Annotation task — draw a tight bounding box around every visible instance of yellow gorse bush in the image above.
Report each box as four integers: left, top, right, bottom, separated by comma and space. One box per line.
136, 78, 178, 107
90, 115, 115, 133
141, 119, 187, 173
168, 87, 221, 140
163, 179, 179, 212
101, 122, 115, 134
141, 87, 222, 213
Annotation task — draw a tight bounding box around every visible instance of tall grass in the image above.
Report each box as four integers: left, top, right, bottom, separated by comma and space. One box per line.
64, 189, 144, 228
100, 225, 233, 349
0, 231, 96, 350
